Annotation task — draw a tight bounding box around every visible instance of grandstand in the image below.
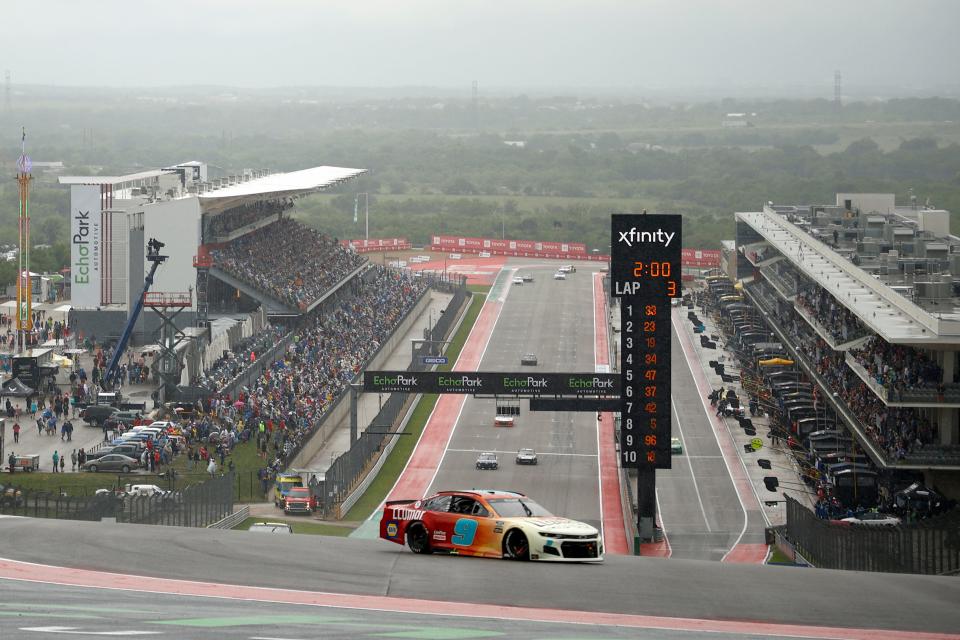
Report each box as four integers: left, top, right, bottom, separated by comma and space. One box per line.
733, 194, 960, 493
59, 162, 366, 327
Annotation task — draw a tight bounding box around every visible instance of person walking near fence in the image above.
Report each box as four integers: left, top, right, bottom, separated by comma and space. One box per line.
52, 450, 59, 473
12, 422, 19, 443
59, 455, 65, 473
70, 449, 77, 471
207, 458, 216, 477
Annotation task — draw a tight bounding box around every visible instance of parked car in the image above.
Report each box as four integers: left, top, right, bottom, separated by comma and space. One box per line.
82, 454, 139, 473
86, 444, 143, 461
515, 448, 538, 465
475, 452, 499, 470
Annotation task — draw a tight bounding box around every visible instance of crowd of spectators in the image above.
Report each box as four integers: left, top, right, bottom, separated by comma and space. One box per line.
196, 325, 288, 392
795, 286, 869, 345
850, 338, 945, 397
202, 265, 426, 464
798, 337, 939, 461
204, 200, 292, 239
210, 218, 364, 309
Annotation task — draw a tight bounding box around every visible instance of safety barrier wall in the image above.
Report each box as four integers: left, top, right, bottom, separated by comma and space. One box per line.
284, 284, 439, 470
429, 234, 610, 260
784, 494, 960, 574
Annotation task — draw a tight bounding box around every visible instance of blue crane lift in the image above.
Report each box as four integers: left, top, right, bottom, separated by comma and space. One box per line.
101, 238, 167, 389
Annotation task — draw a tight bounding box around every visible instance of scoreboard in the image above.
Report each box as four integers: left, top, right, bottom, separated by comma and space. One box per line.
611, 214, 681, 469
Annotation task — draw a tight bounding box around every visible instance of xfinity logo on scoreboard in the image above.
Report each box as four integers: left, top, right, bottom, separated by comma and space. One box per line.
615, 227, 677, 248
364, 371, 620, 396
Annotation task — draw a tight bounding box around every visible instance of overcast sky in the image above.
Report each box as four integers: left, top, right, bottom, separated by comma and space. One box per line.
4, 0, 959, 93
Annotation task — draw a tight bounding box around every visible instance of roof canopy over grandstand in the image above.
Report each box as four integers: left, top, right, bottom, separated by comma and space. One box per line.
198, 166, 366, 214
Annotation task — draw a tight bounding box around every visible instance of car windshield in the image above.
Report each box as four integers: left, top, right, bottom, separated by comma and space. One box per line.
289, 488, 310, 497
487, 498, 552, 518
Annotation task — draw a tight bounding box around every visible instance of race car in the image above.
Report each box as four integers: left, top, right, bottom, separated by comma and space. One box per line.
515, 448, 538, 465
380, 489, 603, 562
520, 353, 538, 366
476, 452, 499, 469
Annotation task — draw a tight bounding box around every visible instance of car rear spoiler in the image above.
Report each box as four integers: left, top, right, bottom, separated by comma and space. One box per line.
384, 499, 417, 507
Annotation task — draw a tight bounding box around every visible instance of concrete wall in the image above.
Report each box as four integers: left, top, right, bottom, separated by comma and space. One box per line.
288, 291, 433, 469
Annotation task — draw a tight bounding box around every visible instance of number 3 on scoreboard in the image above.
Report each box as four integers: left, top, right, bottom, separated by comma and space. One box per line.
667, 280, 677, 297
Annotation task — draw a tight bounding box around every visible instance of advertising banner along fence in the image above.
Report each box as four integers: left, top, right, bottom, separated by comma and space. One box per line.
430, 235, 608, 261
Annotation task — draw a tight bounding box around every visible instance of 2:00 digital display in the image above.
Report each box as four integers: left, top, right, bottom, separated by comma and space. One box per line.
611, 214, 681, 469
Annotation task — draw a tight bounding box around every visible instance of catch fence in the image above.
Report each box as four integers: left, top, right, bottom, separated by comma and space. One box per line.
784, 495, 960, 574
0, 472, 235, 528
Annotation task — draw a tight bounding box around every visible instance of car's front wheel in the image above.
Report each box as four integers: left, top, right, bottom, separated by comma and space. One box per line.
407, 522, 432, 554
121, 465, 130, 473
503, 529, 530, 560
88, 465, 98, 473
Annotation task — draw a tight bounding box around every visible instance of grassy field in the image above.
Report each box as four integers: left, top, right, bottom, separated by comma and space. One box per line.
232, 516, 353, 536
343, 288, 486, 521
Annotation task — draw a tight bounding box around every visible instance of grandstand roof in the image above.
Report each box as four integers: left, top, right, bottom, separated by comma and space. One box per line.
199, 166, 365, 201
58, 169, 172, 187
737, 208, 960, 343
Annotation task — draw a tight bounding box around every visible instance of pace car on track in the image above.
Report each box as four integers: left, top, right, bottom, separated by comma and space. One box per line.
380, 490, 603, 562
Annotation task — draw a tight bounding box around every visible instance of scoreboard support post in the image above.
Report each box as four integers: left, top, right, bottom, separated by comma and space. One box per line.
611, 213, 681, 547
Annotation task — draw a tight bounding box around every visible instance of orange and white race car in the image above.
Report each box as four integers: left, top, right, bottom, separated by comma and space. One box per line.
380, 489, 603, 562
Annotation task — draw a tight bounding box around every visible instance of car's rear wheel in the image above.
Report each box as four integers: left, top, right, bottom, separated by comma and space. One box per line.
407, 522, 432, 554
503, 529, 530, 560
89, 465, 98, 473
121, 465, 130, 473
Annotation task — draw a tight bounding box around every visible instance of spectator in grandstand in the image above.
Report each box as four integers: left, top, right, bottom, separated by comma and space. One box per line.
850, 338, 945, 397
210, 218, 364, 309
795, 286, 867, 345
201, 265, 426, 463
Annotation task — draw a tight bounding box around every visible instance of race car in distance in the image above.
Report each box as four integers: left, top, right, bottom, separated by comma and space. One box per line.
520, 353, 538, 366
553, 272, 566, 280
380, 489, 603, 562
515, 448, 538, 465
512, 277, 524, 285
476, 452, 499, 470
522, 274, 534, 282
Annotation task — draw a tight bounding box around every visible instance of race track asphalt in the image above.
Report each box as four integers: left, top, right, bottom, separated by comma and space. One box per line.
0, 516, 958, 636
426, 264, 602, 530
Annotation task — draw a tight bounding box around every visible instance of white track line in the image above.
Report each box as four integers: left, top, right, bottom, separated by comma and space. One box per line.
592, 275, 605, 543
654, 488, 672, 557
672, 312, 749, 562
446, 448, 598, 458
671, 399, 712, 532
